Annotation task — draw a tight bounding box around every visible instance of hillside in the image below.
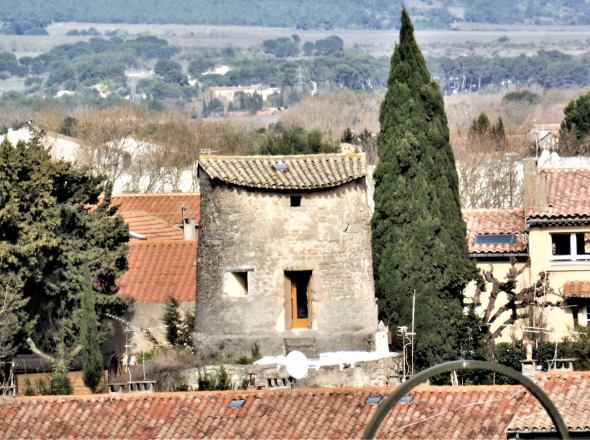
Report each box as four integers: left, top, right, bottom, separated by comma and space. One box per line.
2, 0, 590, 30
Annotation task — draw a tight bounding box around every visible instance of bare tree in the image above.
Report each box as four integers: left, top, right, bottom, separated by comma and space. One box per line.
75, 106, 148, 186
473, 260, 561, 341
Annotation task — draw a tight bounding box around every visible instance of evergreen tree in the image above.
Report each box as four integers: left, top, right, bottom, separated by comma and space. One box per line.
468, 112, 491, 140
163, 297, 181, 346
491, 116, 506, 145
79, 286, 103, 392
371, 9, 478, 369
0, 136, 129, 353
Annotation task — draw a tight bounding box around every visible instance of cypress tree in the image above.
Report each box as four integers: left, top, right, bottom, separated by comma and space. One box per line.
80, 287, 103, 392
371, 9, 478, 369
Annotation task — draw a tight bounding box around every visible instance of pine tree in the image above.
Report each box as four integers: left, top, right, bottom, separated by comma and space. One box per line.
371, 9, 478, 369
80, 286, 103, 392
163, 297, 181, 347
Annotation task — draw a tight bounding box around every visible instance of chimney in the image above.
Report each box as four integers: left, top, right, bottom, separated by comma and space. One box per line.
523, 158, 547, 216
183, 218, 196, 240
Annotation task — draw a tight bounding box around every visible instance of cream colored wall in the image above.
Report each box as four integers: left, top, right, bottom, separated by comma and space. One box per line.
465, 261, 533, 342
527, 225, 590, 340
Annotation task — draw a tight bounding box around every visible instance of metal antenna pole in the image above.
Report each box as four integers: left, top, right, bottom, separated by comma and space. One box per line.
411, 290, 415, 376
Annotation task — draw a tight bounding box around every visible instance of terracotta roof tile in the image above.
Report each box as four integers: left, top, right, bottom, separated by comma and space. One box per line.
0, 385, 527, 440
117, 241, 197, 303
199, 153, 367, 190
563, 281, 590, 299
531, 169, 590, 219
463, 208, 527, 254
111, 193, 200, 225
508, 371, 590, 433
119, 211, 184, 241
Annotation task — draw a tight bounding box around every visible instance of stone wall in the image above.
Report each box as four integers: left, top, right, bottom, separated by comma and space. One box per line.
195, 174, 378, 358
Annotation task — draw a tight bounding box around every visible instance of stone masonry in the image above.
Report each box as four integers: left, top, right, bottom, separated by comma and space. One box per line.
195, 154, 378, 359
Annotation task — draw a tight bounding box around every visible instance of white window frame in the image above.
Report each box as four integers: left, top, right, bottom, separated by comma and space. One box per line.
580, 306, 590, 326
551, 232, 590, 264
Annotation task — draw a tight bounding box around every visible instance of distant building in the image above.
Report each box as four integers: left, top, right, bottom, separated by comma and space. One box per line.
195, 153, 378, 358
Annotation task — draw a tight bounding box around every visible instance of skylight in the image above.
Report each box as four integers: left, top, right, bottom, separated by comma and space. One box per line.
229, 399, 245, 409
399, 395, 413, 404
474, 234, 516, 245
366, 395, 383, 405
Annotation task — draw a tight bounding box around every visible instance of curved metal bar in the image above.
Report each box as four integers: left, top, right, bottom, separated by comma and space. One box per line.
362, 360, 569, 440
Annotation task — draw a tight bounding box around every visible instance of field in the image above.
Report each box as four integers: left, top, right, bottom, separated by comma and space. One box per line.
0, 22, 583, 58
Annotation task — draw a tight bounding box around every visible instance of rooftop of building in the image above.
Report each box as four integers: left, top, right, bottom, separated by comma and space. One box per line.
198, 153, 367, 191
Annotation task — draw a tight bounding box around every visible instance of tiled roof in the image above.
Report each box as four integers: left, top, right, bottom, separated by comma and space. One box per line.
463, 208, 527, 254
13, 353, 115, 373
110, 193, 200, 224
530, 169, 590, 219
117, 241, 197, 303
119, 211, 184, 241
508, 371, 590, 434
198, 153, 367, 190
0, 385, 525, 440
563, 281, 590, 299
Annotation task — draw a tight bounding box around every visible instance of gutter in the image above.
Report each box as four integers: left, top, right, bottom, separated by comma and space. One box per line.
527, 217, 590, 228
470, 253, 529, 259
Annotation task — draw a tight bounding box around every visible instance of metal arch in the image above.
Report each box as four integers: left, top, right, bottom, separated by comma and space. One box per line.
362, 360, 570, 440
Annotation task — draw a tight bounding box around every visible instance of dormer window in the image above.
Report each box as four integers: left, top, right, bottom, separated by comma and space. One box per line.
551, 233, 590, 263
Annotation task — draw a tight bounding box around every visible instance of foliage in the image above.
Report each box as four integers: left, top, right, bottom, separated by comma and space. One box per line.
228, 92, 263, 114
262, 37, 299, 58
235, 343, 261, 365
468, 113, 506, 148
49, 356, 73, 395
371, 10, 478, 370
198, 365, 233, 391
303, 36, 344, 56
163, 297, 195, 350
257, 122, 338, 155
0, 275, 29, 361
79, 288, 103, 392
560, 90, 590, 155
0, 136, 129, 353
0, 18, 49, 35
154, 60, 189, 86
502, 90, 540, 104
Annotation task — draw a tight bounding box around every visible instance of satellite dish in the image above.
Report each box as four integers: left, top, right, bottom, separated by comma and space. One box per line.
285, 350, 309, 379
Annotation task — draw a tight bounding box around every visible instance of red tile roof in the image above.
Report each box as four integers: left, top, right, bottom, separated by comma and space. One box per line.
119, 211, 184, 241
117, 241, 197, 303
463, 208, 527, 254
530, 169, 590, 219
111, 193, 200, 225
508, 371, 590, 434
562, 281, 590, 299
0, 384, 526, 440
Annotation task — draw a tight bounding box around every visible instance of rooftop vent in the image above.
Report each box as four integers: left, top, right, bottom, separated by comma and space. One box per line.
474, 234, 516, 245
229, 399, 246, 409
273, 161, 288, 172
366, 395, 383, 405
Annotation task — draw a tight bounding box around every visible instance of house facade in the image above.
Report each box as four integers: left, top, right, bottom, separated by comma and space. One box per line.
195, 153, 378, 357
464, 159, 590, 342
104, 193, 199, 352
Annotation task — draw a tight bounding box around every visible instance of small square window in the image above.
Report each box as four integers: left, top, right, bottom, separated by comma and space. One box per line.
290, 195, 301, 207
226, 271, 248, 297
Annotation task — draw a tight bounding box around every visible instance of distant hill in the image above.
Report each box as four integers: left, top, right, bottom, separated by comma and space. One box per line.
1, 0, 590, 30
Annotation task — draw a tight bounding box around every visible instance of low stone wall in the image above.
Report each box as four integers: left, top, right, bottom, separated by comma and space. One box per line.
181, 356, 402, 390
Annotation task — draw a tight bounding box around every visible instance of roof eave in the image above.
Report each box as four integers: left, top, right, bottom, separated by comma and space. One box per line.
527, 216, 590, 228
